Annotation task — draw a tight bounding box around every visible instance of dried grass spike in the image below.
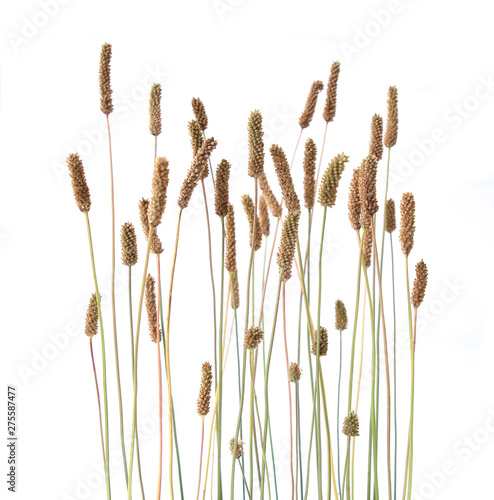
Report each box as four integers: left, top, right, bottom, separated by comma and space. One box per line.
149, 156, 169, 227
399, 192, 415, 255
369, 114, 384, 161
248, 110, 264, 178
411, 259, 428, 309
362, 228, 373, 268
188, 120, 203, 156
197, 362, 213, 417
230, 269, 240, 310
323, 61, 341, 122
258, 173, 282, 218
225, 204, 237, 273
385, 199, 396, 233
384, 86, 398, 148
335, 300, 348, 331
139, 198, 164, 255
299, 80, 324, 128
277, 211, 300, 282
343, 411, 359, 437
99, 43, 113, 115
303, 138, 317, 210
149, 83, 162, 136
229, 438, 244, 459
311, 326, 328, 356
67, 153, 91, 212
85, 293, 99, 337
359, 155, 379, 228
241, 194, 262, 251
145, 274, 160, 342
271, 144, 300, 213
121, 222, 138, 266
318, 153, 350, 207
192, 97, 208, 131
288, 362, 301, 383
244, 326, 263, 350
215, 160, 231, 217
348, 168, 361, 231
259, 194, 270, 236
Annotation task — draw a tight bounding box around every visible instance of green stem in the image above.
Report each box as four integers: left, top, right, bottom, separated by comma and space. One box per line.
389, 236, 397, 500
337, 331, 342, 498
217, 216, 225, 500
89, 337, 106, 465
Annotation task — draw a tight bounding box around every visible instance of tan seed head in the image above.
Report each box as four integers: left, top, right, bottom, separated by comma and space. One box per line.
99, 43, 113, 115
197, 362, 213, 417
85, 293, 99, 338
399, 192, 415, 256
369, 114, 384, 161
191, 97, 208, 131
318, 153, 350, 207
385, 199, 396, 233
359, 155, 379, 228
145, 274, 160, 343
323, 61, 341, 122
67, 153, 91, 212
362, 228, 373, 268
343, 411, 359, 437
299, 80, 324, 129
241, 194, 262, 251
215, 160, 231, 218
229, 438, 244, 459
149, 83, 162, 136
248, 110, 264, 178
149, 156, 169, 228
312, 326, 328, 356
271, 144, 300, 213
335, 300, 348, 331
188, 119, 204, 156
348, 168, 361, 231
259, 194, 270, 237
288, 362, 302, 383
411, 259, 428, 309
121, 222, 138, 266
384, 86, 398, 148
277, 211, 300, 282
225, 204, 237, 273
303, 138, 317, 210
138, 198, 163, 254
258, 173, 282, 218
244, 326, 264, 350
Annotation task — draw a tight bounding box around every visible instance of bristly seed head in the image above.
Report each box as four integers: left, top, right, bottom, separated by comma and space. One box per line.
67, 153, 91, 212
258, 173, 282, 218
229, 438, 244, 459
271, 144, 300, 213
225, 204, 237, 273
384, 86, 398, 148
215, 160, 231, 218
311, 326, 328, 356
343, 411, 359, 437
145, 274, 160, 343
399, 192, 415, 256
149, 83, 162, 136
248, 110, 265, 178
230, 269, 240, 310
359, 155, 379, 228
323, 61, 341, 122
348, 168, 361, 231
362, 228, 373, 268
85, 293, 99, 338
191, 97, 208, 131
277, 211, 300, 282
318, 153, 350, 208
149, 156, 169, 228
244, 326, 264, 350
385, 199, 396, 233
121, 222, 138, 266
188, 119, 204, 156
259, 194, 270, 237
99, 43, 113, 115
299, 80, 324, 129
335, 300, 348, 331
411, 259, 428, 309
288, 362, 301, 383
241, 194, 262, 251
303, 138, 317, 210
138, 198, 163, 254
197, 362, 213, 417
369, 114, 384, 161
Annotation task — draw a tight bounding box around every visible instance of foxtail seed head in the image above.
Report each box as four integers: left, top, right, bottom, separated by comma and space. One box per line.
121, 222, 138, 266
343, 411, 359, 437
244, 326, 263, 350
259, 194, 270, 237
399, 192, 415, 256
359, 155, 379, 228
258, 173, 282, 218
229, 438, 244, 459
271, 144, 300, 213
191, 97, 208, 131
215, 160, 231, 218
241, 194, 262, 251
99, 43, 113, 115
385, 199, 396, 233
348, 168, 361, 231
384, 86, 398, 148
188, 119, 203, 156
299, 80, 324, 129
369, 114, 384, 161
277, 211, 300, 282
225, 204, 237, 273
138, 198, 163, 254
197, 362, 213, 417
288, 362, 301, 383
312, 326, 328, 356
303, 138, 317, 210
149, 156, 169, 227
67, 153, 91, 212
230, 269, 240, 310
318, 153, 349, 207
362, 228, 373, 268
85, 293, 99, 338
149, 83, 162, 136
145, 274, 160, 342
411, 259, 428, 309
335, 300, 348, 331
248, 110, 264, 178
323, 61, 340, 122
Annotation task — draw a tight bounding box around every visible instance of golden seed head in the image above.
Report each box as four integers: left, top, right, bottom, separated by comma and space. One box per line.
241, 194, 262, 251
384, 86, 398, 148
149, 83, 162, 136
215, 160, 231, 218
149, 156, 169, 228
343, 411, 359, 437
348, 168, 361, 231
230, 269, 240, 310
248, 109, 265, 178
323, 61, 341, 122
359, 155, 379, 228
288, 362, 301, 383
121, 222, 138, 266
85, 293, 99, 338
399, 192, 415, 256
197, 362, 213, 417
271, 144, 300, 213
259, 194, 270, 237
191, 97, 208, 131
178, 138, 217, 209
335, 300, 348, 331
411, 259, 428, 309
145, 274, 160, 343
67, 153, 91, 212
303, 138, 317, 210
99, 43, 113, 115
277, 211, 300, 282
258, 173, 282, 218
385, 199, 396, 233
311, 326, 328, 356
229, 438, 244, 459
244, 326, 264, 350
299, 80, 324, 129
362, 228, 373, 268
225, 204, 237, 273
138, 198, 163, 254
188, 119, 204, 157
318, 153, 350, 207
369, 114, 384, 161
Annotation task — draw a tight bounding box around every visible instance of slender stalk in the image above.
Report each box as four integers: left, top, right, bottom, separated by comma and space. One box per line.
238, 462, 253, 500
156, 275, 164, 500
84, 212, 111, 500
89, 337, 105, 464
337, 330, 343, 497
196, 418, 205, 500
406, 309, 417, 500
106, 115, 128, 484
389, 235, 397, 500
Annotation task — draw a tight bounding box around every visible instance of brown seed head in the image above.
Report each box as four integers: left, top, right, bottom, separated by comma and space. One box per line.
369, 114, 384, 161
99, 43, 113, 115
411, 259, 428, 309
362, 228, 373, 268
312, 326, 328, 356
303, 138, 317, 210
343, 411, 359, 437
178, 138, 217, 209
188, 119, 204, 156
191, 97, 208, 131
215, 160, 231, 217
241, 194, 262, 251
197, 362, 213, 417
348, 168, 361, 231
85, 293, 99, 338
67, 153, 91, 212
385, 199, 396, 233
138, 198, 163, 254
318, 153, 350, 207
145, 274, 160, 342
323, 61, 341, 122
230, 269, 240, 310
149, 156, 169, 227
359, 155, 379, 228
121, 222, 138, 266
299, 80, 324, 129
288, 362, 301, 383
229, 438, 244, 459
277, 211, 300, 282
225, 204, 237, 273
244, 326, 264, 350
399, 192, 415, 255
248, 110, 265, 178
149, 83, 162, 136
259, 194, 270, 237
384, 86, 398, 148
271, 144, 300, 213
335, 300, 348, 331
258, 173, 282, 218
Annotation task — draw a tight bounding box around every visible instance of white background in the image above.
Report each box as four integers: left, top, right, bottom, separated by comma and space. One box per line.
1, 0, 493, 499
